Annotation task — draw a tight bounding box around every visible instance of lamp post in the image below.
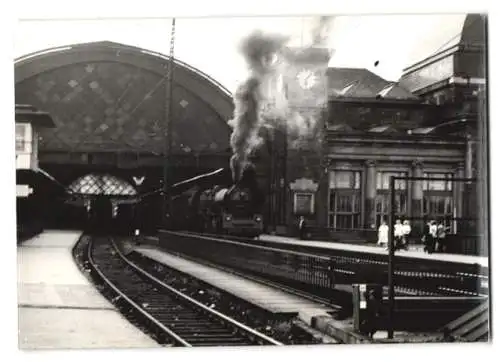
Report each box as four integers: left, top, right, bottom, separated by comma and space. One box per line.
162, 18, 176, 229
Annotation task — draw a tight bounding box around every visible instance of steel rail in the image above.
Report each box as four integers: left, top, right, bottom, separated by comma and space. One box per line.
87, 237, 191, 346
110, 238, 284, 346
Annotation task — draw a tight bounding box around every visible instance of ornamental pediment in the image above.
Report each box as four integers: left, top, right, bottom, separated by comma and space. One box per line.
289, 177, 319, 192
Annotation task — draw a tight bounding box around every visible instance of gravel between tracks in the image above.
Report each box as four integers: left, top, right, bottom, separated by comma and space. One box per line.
126, 247, 329, 345
73, 235, 331, 345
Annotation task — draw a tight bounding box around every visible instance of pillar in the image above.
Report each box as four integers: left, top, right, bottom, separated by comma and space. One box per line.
465, 133, 473, 179
316, 166, 329, 228
464, 132, 478, 237
454, 163, 465, 223
364, 160, 377, 229
411, 160, 424, 232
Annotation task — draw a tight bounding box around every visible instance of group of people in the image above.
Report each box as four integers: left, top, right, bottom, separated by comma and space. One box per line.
377, 219, 411, 251
422, 220, 449, 253
377, 218, 449, 253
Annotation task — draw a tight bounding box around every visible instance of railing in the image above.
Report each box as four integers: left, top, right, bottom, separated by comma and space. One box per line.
158, 231, 487, 298
159, 231, 336, 292
352, 284, 487, 335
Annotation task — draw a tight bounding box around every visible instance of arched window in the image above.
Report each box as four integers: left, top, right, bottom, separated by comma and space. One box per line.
68, 174, 137, 195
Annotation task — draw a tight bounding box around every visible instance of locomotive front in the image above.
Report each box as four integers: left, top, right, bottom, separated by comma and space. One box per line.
215, 167, 264, 237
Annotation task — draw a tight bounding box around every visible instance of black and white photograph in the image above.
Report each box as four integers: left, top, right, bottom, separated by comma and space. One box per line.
10, 4, 492, 352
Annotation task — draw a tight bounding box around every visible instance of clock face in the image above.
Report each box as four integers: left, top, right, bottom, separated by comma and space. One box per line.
296, 69, 317, 90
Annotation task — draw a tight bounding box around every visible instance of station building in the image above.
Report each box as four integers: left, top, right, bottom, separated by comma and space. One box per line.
270, 14, 486, 251
15, 104, 67, 237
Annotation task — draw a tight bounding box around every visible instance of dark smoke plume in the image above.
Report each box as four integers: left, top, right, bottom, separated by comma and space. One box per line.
229, 30, 288, 182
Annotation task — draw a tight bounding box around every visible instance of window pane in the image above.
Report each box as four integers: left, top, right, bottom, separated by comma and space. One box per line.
353, 214, 361, 228
354, 172, 361, 189
423, 195, 454, 218
377, 172, 407, 190
336, 171, 352, 188
336, 194, 352, 212
383, 173, 390, 189
16, 124, 26, 152
329, 192, 335, 212
424, 172, 453, 191
328, 214, 335, 227
336, 215, 352, 229
329, 171, 361, 189
353, 194, 361, 212
376, 197, 383, 213
396, 193, 407, 214
329, 171, 336, 189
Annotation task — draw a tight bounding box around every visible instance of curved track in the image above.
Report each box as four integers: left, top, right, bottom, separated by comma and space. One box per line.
87, 236, 283, 347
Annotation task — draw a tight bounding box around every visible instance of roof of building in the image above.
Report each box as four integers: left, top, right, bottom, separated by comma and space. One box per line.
399, 14, 486, 95
15, 41, 234, 155
15, 104, 55, 128
403, 14, 485, 73
327, 67, 418, 100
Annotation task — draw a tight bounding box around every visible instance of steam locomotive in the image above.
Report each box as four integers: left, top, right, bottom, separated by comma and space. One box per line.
171, 167, 265, 237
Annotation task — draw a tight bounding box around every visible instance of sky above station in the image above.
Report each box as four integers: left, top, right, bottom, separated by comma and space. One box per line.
14, 14, 467, 94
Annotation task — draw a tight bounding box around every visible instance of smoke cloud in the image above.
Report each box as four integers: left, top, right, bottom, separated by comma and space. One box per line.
229, 30, 288, 182
266, 16, 335, 146
310, 16, 334, 47
229, 17, 335, 182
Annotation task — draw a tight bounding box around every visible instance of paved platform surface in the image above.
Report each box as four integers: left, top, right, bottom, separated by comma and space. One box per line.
135, 246, 333, 325
17, 230, 158, 349
258, 234, 488, 268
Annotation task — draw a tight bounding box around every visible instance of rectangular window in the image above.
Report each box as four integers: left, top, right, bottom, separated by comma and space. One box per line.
374, 193, 408, 226
376, 171, 407, 190
329, 170, 361, 189
374, 172, 408, 227
423, 172, 454, 230
328, 170, 362, 230
16, 124, 28, 152
423, 172, 453, 191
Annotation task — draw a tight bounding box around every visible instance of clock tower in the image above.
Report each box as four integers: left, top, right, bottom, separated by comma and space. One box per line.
281, 47, 331, 108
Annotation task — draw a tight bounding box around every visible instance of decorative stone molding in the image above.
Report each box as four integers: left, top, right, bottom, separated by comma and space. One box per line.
333, 162, 352, 171
289, 177, 319, 192
411, 159, 424, 169
364, 160, 377, 168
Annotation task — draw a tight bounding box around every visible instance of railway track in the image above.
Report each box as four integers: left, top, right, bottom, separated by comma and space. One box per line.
85, 236, 283, 347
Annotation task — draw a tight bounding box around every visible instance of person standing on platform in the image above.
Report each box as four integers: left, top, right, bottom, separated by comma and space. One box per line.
436, 220, 448, 253
377, 219, 389, 248
428, 220, 438, 254
394, 219, 404, 251
299, 216, 307, 240
422, 220, 431, 253
401, 220, 411, 251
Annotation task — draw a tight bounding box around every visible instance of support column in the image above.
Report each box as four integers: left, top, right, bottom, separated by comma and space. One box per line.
455, 163, 465, 222
464, 132, 478, 237
465, 133, 473, 179
364, 160, 377, 229
316, 166, 329, 228
411, 160, 424, 232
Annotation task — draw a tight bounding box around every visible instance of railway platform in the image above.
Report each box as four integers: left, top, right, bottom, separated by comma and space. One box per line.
258, 234, 489, 268
17, 230, 158, 349
134, 245, 334, 325
133, 243, 447, 344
